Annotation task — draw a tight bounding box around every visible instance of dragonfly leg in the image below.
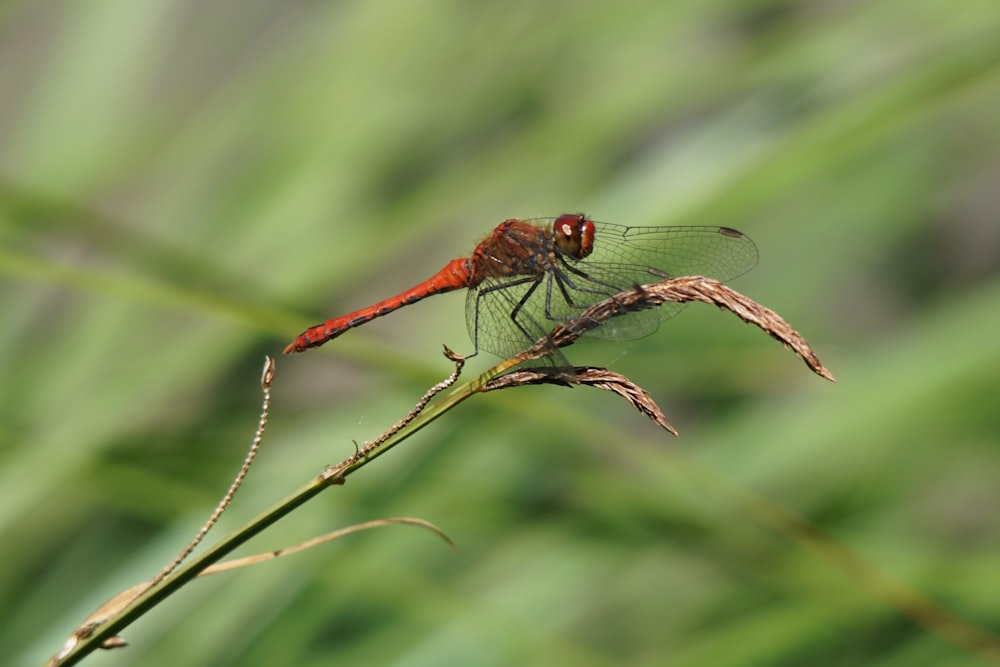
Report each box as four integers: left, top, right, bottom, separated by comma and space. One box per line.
506, 277, 543, 341
556, 259, 623, 298
539, 262, 621, 323
473, 275, 542, 352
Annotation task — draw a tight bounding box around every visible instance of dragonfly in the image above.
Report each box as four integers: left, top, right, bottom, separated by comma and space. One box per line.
284, 214, 758, 360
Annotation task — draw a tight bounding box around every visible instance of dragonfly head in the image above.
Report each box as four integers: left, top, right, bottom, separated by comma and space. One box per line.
553, 213, 595, 260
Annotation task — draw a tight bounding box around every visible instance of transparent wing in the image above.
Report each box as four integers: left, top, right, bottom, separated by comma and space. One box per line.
465, 222, 758, 355
466, 275, 562, 359
567, 223, 758, 340
590, 223, 758, 283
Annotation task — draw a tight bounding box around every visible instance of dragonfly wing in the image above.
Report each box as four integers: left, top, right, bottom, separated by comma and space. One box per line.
466, 275, 567, 362
592, 224, 758, 283
567, 224, 758, 336
580, 304, 680, 341
465, 222, 758, 351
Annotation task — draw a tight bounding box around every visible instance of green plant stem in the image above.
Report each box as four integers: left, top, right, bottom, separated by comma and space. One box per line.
59, 355, 514, 665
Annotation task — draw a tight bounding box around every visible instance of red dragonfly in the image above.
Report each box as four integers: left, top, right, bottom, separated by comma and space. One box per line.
284, 214, 757, 358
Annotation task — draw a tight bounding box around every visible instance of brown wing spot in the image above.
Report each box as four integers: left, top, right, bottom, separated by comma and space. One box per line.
717, 226, 743, 238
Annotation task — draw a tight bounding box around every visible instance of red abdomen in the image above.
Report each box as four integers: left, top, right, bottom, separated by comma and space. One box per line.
284, 258, 472, 353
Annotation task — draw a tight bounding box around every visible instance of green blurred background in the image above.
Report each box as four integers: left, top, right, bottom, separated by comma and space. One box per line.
3, 1, 999, 665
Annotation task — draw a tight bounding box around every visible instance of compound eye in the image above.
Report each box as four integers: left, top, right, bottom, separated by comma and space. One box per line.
553, 214, 594, 260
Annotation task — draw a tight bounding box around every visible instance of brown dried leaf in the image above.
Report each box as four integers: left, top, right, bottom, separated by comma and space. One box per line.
543, 276, 835, 382
482, 366, 678, 435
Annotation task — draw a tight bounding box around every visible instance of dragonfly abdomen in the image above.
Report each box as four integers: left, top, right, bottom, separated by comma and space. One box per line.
283, 258, 472, 353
